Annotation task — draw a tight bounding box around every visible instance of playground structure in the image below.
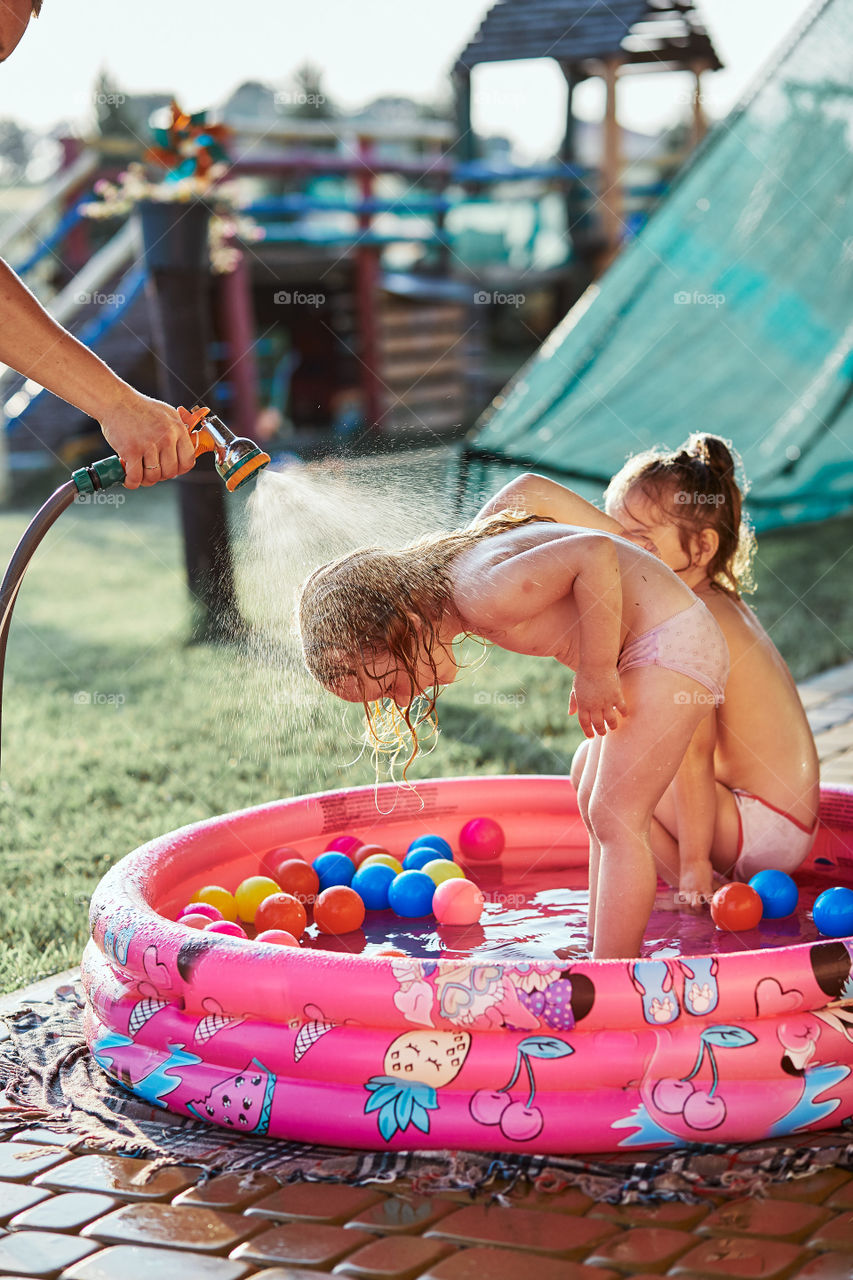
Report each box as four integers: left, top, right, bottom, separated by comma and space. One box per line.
0, 1, 723, 488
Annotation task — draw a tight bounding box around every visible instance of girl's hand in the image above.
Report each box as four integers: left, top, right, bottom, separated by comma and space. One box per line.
569, 669, 627, 737
619, 530, 662, 558
678, 863, 713, 911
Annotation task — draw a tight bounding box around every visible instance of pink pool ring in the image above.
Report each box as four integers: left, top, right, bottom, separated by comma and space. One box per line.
82, 777, 853, 1153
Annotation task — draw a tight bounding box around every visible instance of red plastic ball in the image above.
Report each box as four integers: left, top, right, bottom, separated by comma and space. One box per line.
711, 882, 763, 932
314, 885, 366, 935
255, 929, 300, 947
254, 892, 308, 938
271, 859, 320, 904
353, 842, 391, 869
459, 816, 505, 861
260, 845, 303, 881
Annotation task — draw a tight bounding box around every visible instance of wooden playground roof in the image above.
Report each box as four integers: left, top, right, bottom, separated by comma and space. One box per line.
455, 0, 723, 75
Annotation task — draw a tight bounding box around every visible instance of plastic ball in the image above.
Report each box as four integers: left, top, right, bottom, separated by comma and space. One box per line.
314, 885, 366, 935
388, 870, 436, 919
204, 919, 247, 939
422, 859, 466, 887
813, 886, 853, 938
312, 851, 355, 890
749, 869, 799, 920
351, 863, 397, 911
255, 929, 300, 947
260, 845, 303, 881
178, 901, 222, 922
273, 858, 320, 904
235, 876, 282, 924
254, 892, 308, 938
433, 877, 485, 925
359, 852, 404, 875
353, 843, 392, 869
459, 817, 505, 862
403, 846, 450, 872
180, 912, 215, 930
324, 834, 363, 857
192, 885, 237, 922
711, 882, 763, 932
408, 833, 453, 860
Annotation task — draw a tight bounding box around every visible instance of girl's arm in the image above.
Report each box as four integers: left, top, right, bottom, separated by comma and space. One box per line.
671, 715, 718, 907
475, 473, 625, 535
456, 531, 627, 736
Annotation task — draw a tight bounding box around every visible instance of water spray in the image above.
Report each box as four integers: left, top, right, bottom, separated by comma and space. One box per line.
0, 407, 271, 770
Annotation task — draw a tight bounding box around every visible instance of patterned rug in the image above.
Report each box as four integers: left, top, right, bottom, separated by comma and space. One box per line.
2, 981, 853, 1203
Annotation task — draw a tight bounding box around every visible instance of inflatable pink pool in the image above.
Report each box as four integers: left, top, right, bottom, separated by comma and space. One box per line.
82, 776, 853, 1153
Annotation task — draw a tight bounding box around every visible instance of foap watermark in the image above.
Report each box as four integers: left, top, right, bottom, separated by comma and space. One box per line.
274, 290, 325, 307
274, 90, 327, 109
74, 490, 126, 507
673, 290, 725, 308
483, 890, 527, 909
474, 290, 525, 308
76, 291, 125, 307
673, 490, 725, 507
73, 690, 126, 708
674, 890, 715, 906
474, 691, 526, 706
674, 690, 716, 707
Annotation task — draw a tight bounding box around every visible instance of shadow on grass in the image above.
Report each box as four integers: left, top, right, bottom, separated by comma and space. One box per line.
437, 702, 574, 775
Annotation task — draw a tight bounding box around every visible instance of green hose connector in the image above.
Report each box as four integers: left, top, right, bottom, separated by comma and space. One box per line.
71, 455, 126, 495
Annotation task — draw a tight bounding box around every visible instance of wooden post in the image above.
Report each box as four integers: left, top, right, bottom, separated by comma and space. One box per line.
216, 247, 260, 438
691, 63, 708, 148
452, 64, 475, 163
598, 56, 624, 272
355, 134, 383, 438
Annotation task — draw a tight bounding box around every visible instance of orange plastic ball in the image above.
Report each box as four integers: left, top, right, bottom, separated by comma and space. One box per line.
260, 845, 303, 881
254, 892, 308, 938
711, 882, 763, 932
314, 885, 366, 935
272, 859, 320, 904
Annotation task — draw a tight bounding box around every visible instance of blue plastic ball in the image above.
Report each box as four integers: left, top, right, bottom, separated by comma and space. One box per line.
312, 851, 355, 891
388, 870, 436, 919
749, 869, 799, 920
403, 846, 449, 872
408, 834, 453, 860
813, 886, 853, 938
351, 863, 396, 911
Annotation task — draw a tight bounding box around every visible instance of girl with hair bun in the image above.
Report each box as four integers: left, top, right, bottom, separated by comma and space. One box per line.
594, 433, 819, 904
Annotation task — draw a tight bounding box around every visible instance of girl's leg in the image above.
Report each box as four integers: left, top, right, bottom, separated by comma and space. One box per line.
573, 737, 602, 947
587, 668, 709, 960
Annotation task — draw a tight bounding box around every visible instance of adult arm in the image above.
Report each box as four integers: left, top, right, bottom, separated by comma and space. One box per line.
0, 258, 195, 488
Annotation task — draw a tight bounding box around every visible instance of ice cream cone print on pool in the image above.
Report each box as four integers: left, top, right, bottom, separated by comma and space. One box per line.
365, 1030, 471, 1142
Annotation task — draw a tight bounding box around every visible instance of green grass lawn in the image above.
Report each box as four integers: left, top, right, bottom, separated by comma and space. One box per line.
0, 462, 851, 992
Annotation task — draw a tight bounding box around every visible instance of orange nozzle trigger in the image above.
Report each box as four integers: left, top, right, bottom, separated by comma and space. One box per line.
178, 405, 214, 458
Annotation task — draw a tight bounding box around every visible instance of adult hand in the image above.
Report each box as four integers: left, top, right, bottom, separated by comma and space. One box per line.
99, 388, 197, 488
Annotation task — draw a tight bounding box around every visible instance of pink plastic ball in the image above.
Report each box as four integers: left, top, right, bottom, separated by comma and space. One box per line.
324, 834, 363, 858
459, 817, 505, 862
180, 912, 215, 930
255, 929, 300, 947
178, 902, 222, 922
204, 919, 247, 939
433, 877, 485, 926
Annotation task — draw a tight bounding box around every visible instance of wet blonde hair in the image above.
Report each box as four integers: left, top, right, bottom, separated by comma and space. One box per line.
298, 509, 548, 775
605, 433, 756, 596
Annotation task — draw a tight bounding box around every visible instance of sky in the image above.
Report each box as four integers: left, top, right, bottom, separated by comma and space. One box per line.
4, 0, 819, 159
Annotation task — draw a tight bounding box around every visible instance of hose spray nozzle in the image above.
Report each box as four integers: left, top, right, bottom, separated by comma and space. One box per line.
179, 405, 271, 492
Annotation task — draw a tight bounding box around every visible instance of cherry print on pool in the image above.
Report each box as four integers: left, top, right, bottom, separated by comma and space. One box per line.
364, 1030, 471, 1142
468, 1035, 574, 1143
630, 957, 719, 1026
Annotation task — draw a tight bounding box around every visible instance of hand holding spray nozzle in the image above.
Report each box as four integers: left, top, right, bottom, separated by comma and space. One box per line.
71, 406, 271, 497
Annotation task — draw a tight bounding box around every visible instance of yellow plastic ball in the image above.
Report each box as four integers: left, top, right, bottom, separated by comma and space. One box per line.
422, 859, 466, 887
235, 875, 282, 924
192, 884, 238, 922
360, 853, 404, 875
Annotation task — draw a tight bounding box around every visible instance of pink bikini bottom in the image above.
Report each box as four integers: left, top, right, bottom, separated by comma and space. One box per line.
617, 599, 730, 707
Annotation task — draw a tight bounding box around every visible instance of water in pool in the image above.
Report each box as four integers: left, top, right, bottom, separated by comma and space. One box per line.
292, 864, 828, 961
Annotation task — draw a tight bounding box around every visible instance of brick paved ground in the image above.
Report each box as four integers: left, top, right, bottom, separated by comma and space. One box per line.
0, 664, 851, 1280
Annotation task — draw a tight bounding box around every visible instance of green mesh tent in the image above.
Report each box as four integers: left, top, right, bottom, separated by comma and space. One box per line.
462, 0, 853, 531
